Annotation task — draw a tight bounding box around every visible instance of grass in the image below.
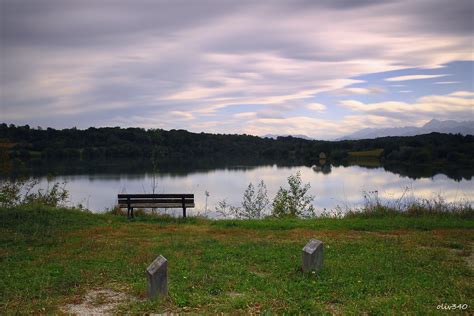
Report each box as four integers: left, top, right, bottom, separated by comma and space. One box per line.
1, 205, 473, 314
348, 148, 384, 159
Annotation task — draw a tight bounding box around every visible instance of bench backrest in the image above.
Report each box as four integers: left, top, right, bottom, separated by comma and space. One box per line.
118, 194, 195, 209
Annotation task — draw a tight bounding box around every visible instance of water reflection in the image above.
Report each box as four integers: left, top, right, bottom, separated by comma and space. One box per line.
9, 157, 473, 182
312, 159, 331, 174
33, 164, 473, 217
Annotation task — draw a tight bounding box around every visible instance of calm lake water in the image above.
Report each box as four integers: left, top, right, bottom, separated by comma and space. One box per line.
32, 163, 473, 217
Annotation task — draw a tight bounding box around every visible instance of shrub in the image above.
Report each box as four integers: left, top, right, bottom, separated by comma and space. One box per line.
0, 177, 69, 208
0, 178, 37, 208
241, 180, 270, 219
215, 198, 241, 218
215, 180, 270, 219
23, 181, 69, 207
272, 171, 315, 218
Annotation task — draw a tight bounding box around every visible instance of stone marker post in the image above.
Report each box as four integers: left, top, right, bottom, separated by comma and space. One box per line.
302, 239, 323, 273
146, 255, 168, 299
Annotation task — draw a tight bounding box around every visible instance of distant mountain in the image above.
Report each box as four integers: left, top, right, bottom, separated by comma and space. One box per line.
263, 134, 313, 140
340, 119, 474, 140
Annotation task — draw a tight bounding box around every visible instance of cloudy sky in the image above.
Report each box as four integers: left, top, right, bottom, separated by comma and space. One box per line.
1, 0, 473, 139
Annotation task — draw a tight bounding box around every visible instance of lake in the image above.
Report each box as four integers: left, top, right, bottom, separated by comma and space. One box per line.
29, 161, 473, 217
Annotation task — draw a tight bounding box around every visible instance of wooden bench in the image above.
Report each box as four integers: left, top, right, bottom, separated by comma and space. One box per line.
117, 194, 195, 219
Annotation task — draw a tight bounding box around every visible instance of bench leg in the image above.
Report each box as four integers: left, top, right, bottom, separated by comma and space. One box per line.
127, 207, 135, 219
183, 207, 186, 218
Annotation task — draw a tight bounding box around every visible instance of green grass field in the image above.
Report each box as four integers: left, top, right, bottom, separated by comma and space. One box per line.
1, 206, 473, 314
348, 148, 384, 159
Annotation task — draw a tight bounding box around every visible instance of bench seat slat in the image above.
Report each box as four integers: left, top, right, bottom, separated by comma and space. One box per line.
118, 198, 194, 204
118, 194, 193, 199
117, 193, 194, 218
119, 203, 195, 209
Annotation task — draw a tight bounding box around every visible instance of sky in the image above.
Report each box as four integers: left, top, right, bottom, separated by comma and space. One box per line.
1, 0, 473, 140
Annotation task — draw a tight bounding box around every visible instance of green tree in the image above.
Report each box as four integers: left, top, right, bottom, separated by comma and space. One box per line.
241, 180, 269, 219
272, 171, 315, 218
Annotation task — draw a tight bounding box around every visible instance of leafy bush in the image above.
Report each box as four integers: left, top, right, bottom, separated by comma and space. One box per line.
0, 178, 37, 208
24, 181, 69, 207
214, 198, 241, 218
272, 171, 315, 218
241, 180, 270, 219
0, 177, 69, 208
215, 180, 270, 219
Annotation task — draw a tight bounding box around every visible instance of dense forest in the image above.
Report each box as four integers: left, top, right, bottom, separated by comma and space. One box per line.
1, 124, 473, 176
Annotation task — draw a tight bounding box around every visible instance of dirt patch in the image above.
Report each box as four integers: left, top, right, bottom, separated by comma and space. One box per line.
61, 289, 136, 315
228, 291, 243, 298
325, 302, 343, 315
432, 229, 473, 238
287, 228, 365, 240
208, 227, 264, 240
365, 230, 412, 238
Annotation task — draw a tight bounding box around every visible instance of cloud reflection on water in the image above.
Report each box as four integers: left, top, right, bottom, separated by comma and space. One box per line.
38, 165, 473, 217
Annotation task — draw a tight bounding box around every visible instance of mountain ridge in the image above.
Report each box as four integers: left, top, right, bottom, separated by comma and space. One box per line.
263, 134, 313, 140
340, 119, 474, 140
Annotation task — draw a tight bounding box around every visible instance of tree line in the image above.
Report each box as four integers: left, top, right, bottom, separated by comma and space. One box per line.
1, 123, 473, 167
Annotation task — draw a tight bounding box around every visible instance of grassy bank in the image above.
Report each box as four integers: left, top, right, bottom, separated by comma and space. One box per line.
1, 206, 473, 314
348, 148, 384, 159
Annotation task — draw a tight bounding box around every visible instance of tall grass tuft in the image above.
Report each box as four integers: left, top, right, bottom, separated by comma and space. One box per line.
345, 191, 473, 219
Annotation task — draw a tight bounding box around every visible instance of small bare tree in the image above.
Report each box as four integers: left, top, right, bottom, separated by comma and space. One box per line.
215, 180, 269, 219
205, 190, 210, 213
215, 198, 241, 218
148, 146, 168, 214
241, 180, 270, 219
